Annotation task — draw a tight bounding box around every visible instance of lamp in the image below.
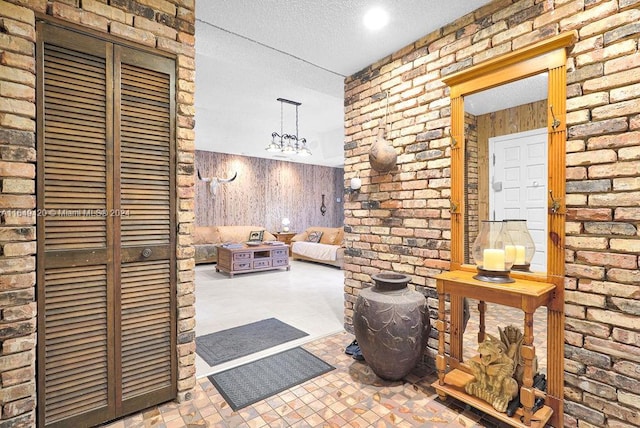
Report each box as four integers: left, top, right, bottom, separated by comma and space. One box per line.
266, 98, 311, 156
346, 173, 362, 194
281, 217, 290, 232
471, 220, 515, 283
503, 219, 536, 271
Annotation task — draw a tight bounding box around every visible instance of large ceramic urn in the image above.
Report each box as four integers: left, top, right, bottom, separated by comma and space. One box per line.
353, 272, 430, 381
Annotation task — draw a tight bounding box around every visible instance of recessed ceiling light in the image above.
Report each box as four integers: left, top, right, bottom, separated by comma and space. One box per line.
363, 7, 389, 31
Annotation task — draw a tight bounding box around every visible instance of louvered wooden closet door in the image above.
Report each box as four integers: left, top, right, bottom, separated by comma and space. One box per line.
37, 24, 176, 428
116, 46, 176, 414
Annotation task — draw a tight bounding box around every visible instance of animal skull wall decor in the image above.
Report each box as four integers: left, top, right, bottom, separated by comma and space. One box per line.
197, 169, 238, 196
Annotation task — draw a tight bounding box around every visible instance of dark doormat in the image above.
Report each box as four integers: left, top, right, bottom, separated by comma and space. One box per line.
208, 347, 334, 410
196, 318, 309, 366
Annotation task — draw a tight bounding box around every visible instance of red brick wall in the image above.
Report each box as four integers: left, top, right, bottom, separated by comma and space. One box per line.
344, 0, 640, 426
0, 0, 196, 425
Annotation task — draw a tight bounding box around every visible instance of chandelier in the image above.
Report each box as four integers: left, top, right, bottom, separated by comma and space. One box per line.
266, 97, 311, 156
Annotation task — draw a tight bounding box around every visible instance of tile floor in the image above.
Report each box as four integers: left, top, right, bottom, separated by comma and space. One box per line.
104, 331, 514, 428
102, 262, 549, 427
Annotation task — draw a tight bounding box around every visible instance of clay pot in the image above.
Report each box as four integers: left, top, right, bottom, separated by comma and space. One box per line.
353, 272, 430, 380
369, 125, 397, 173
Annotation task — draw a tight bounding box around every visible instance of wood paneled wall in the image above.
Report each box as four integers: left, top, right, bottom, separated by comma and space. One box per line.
195, 151, 344, 232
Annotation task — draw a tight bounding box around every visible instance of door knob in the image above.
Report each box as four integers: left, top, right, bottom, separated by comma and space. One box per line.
142, 248, 152, 258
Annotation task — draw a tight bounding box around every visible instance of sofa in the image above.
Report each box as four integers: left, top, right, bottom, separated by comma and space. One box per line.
194, 225, 276, 264
290, 227, 345, 268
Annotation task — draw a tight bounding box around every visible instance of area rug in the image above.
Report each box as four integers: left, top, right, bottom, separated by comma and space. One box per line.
208, 347, 334, 410
196, 318, 309, 366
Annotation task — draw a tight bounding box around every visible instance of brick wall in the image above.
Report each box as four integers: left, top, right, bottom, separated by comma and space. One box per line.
343, 0, 640, 426
0, 0, 196, 426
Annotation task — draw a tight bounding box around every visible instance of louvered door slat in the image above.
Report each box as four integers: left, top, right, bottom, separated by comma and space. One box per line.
46, 156, 105, 167
45, 138, 106, 150
47, 113, 105, 127
122, 121, 169, 133
45, 100, 106, 115
45, 88, 107, 105
121, 158, 169, 168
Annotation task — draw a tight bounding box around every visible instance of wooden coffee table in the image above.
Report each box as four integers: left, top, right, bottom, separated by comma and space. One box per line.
216, 243, 290, 277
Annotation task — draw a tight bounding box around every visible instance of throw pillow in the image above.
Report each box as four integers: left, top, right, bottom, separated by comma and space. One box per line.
323, 231, 337, 245
307, 231, 323, 243
248, 230, 264, 241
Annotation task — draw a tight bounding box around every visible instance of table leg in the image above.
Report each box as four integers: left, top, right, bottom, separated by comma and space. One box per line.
477, 300, 486, 344
435, 285, 447, 392
450, 295, 464, 362
520, 311, 535, 426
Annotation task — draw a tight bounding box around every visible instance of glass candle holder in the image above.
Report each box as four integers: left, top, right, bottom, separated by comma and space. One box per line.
471, 220, 515, 283
503, 219, 536, 272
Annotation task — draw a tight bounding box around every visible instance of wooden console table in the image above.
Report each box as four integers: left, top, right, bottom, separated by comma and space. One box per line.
216, 244, 290, 277
432, 270, 558, 428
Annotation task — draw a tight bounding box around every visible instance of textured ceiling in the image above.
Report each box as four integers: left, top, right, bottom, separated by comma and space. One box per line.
194, 1, 505, 167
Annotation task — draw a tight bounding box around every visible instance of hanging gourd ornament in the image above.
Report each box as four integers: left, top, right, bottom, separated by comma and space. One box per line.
368, 92, 396, 173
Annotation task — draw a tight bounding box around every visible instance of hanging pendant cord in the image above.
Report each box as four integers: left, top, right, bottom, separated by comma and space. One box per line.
384, 91, 390, 135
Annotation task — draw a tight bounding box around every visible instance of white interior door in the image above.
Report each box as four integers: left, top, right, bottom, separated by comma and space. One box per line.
489, 128, 547, 271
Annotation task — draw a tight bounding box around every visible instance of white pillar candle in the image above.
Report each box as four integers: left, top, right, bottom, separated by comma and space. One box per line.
483, 248, 505, 271
505, 245, 516, 263
514, 245, 526, 265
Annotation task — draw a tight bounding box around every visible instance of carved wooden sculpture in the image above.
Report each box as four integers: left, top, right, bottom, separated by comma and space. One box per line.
499, 325, 538, 387
465, 335, 518, 413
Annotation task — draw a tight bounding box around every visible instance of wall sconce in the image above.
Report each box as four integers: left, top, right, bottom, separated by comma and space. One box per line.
345, 173, 362, 195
